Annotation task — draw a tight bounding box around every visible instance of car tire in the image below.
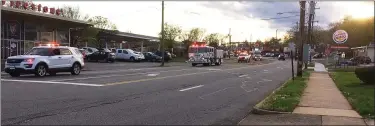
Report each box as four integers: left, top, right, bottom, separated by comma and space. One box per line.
9, 72, 20, 77
71, 63, 81, 75
130, 57, 135, 62
192, 63, 197, 67
35, 64, 48, 77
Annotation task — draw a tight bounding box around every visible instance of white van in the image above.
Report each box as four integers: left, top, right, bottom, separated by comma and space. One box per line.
115, 49, 145, 62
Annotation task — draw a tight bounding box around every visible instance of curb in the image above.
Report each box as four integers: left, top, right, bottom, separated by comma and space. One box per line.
251, 77, 294, 115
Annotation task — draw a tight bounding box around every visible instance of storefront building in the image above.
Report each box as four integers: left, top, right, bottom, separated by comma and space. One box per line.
1, 1, 91, 60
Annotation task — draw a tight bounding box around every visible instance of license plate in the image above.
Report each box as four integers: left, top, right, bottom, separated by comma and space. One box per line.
9, 67, 15, 70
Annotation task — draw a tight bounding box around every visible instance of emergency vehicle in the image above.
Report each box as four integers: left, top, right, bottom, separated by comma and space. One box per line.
4, 43, 84, 77
188, 42, 223, 66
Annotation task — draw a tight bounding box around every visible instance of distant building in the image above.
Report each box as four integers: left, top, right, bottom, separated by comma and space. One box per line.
351, 42, 375, 62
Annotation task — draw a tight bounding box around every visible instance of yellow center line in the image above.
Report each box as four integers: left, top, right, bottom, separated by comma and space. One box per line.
104, 62, 274, 86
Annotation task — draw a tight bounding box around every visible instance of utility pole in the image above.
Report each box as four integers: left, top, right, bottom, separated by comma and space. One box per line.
276, 29, 278, 40
306, 1, 314, 69
160, 1, 165, 67
297, 1, 306, 77
228, 28, 232, 59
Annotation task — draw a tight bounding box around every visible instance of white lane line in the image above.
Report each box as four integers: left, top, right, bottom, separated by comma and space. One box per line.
1, 79, 103, 87
179, 85, 204, 92
199, 87, 234, 99
49, 68, 195, 81
147, 73, 159, 76
83, 66, 182, 74
239, 74, 248, 78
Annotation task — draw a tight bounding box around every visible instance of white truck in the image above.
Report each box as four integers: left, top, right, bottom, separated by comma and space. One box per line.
187, 42, 223, 66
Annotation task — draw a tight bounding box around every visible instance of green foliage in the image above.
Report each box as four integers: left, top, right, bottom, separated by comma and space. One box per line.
87, 16, 118, 30
205, 33, 223, 48
260, 71, 310, 112
331, 72, 374, 119
354, 67, 375, 84
159, 23, 182, 49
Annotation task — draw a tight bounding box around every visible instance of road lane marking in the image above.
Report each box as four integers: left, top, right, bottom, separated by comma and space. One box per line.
147, 73, 159, 76
1, 79, 103, 87
239, 74, 248, 78
179, 85, 204, 92
48, 68, 196, 81
199, 87, 234, 99
104, 66, 261, 86
83, 66, 183, 74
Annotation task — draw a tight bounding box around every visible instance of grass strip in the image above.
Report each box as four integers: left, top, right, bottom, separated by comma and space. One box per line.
259, 71, 310, 112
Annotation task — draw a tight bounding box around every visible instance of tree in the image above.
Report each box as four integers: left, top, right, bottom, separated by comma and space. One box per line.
61, 5, 89, 20
205, 33, 222, 48
180, 28, 206, 48
159, 23, 182, 50
87, 16, 118, 30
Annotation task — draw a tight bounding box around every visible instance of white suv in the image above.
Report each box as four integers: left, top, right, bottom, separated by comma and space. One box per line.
4, 46, 85, 77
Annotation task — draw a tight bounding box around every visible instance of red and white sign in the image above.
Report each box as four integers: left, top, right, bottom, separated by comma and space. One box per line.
330, 46, 349, 49
2, 1, 63, 16
333, 30, 348, 44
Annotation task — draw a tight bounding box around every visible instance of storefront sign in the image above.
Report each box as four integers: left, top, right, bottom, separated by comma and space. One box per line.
330, 46, 349, 49
333, 30, 348, 44
2, 1, 63, 16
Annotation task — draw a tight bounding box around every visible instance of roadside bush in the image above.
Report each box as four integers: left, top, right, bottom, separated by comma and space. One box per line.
354, 67, 375, 85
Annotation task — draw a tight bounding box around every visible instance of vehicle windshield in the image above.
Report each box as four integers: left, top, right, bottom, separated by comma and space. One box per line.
25, 48, 51, 56
188, 47, 207, 53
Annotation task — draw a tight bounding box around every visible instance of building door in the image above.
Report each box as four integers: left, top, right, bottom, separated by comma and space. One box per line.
1, 39, 24, 59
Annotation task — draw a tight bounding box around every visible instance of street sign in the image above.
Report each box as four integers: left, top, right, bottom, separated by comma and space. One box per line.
333, 30, 348, 44
303, 44, 310, 62
288, 42, 295, 52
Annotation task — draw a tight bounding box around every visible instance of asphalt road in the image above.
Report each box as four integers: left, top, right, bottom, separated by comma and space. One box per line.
1, 58, 294, 125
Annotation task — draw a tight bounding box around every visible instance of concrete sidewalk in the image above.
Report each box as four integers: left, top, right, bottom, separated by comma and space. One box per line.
239, 62, 374, 125
293, 62, 369, 125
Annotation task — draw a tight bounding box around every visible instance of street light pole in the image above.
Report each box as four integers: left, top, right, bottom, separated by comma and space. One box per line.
160, 1, 165, 67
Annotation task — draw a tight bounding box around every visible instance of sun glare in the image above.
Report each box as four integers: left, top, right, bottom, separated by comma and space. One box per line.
341, 2, 374, 19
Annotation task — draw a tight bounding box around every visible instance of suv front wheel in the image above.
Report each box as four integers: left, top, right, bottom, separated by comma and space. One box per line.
35, 64, 48, 77
71, 63, 81, 75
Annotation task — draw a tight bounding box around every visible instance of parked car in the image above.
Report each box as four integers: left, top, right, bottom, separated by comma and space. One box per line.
81, 47, 98, 57
4, 45, 84, 77
278, 53, 285, 61
272, 52, 280, 57
143, 52, 162, 62
264, 53, 272, 57
253, 54, 263, 61
351, 56, 372, 64
313, 53, 323, 58
237, 53, 251, 63
115, 49, 145, 62
155, 51, 172, 62
86, 48, 115, 63
79, 49, 88, 60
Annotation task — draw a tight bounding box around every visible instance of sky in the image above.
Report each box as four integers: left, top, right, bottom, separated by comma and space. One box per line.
35, 1, 374, 43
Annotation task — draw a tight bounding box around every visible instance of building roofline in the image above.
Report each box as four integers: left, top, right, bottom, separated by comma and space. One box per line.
99, 29, 159, 42
1, 6, 92, 25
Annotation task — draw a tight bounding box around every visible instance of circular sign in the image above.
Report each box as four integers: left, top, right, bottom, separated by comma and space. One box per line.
333, 30, 348, 44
